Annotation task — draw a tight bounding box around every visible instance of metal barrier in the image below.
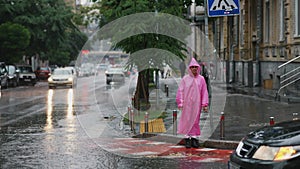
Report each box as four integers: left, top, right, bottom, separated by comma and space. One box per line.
128, 106, 131, 126
173, 110, 178, 135
165, 84, 169, 97
130, 109, 135, 133
144, 112, 149, 133
269, 116, 275, 126
220, 112, 225, 140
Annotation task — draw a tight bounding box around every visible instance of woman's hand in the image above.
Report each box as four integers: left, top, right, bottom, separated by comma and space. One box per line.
203, 106, 208, 112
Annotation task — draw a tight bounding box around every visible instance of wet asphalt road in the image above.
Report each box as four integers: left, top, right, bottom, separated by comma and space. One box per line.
0, 72, 228, 169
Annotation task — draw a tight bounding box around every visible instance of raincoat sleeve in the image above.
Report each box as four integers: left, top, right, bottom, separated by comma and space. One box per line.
201, 77, 209, 107
176, 79, 185, 108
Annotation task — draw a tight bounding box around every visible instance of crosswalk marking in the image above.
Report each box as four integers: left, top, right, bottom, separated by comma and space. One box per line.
95, 137, 233, 162
210, 0, 238, 11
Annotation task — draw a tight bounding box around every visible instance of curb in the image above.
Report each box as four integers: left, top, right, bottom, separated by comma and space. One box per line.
133, 133, 239, 150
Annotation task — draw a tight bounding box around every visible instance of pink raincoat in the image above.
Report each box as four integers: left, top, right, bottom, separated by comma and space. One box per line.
176, 58, 209, 136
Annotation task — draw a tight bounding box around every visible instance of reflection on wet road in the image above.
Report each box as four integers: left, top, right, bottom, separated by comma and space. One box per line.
0, 77, 116, 168
0, 73, 228, 169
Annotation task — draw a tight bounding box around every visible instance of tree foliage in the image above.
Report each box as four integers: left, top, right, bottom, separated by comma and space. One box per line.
0, 0, 87, 65
73, 3, 101, 27
98, 0, 193, 110
0, 22, 30, 63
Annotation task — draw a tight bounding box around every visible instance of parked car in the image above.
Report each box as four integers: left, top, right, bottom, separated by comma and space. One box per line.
229, 119, 300, 169
35, 66, 51, 80
0, 62, 8, 88
105, 67, 125, 85
48, 68, 76, 89
6, 64, 20, 87
17, 65, 37, 86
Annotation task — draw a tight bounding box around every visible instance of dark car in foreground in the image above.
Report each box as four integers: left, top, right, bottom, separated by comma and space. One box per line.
229, 120, 300, 169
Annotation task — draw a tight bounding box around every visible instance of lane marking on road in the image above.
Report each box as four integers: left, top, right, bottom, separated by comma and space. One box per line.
196, 148, 217, 151
130, 151, 160, 156
108, 147, 130, 152
194, 158, 224, 163
146, 142, 168, 145
169, 145, 185, 148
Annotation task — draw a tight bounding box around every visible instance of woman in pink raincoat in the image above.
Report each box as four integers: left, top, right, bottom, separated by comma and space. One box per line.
176, 57, 209, 148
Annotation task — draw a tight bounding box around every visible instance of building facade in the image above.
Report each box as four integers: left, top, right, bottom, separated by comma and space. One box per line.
195, 0, 300, 97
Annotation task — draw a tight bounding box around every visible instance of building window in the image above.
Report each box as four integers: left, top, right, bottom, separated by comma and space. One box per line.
264, 1, 270, 42
279, 0, 285, 41
296, 0, 300, 37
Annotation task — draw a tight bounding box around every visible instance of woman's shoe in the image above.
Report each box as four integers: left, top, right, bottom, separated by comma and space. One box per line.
191, 138, 200, 148
184, 138, 192, 148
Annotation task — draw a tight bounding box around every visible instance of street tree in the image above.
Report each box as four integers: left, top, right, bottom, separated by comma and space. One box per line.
0, 22, 30, 63
98, 0, 194, 110
0, 0, 87, 65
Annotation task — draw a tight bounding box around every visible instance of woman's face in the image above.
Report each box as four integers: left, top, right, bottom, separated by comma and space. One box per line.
190, 66, 198, 76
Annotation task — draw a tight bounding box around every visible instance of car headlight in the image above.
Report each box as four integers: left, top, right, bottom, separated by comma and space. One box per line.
68, 77, 73, 81
253, 145, 300, 161
48, 77, 53, 82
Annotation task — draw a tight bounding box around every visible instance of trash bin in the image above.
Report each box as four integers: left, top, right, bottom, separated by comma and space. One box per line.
263, 79, 273, 89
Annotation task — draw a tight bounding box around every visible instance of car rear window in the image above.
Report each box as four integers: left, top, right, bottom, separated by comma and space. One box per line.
19, 66, 33, 73
40, 67, 50, 71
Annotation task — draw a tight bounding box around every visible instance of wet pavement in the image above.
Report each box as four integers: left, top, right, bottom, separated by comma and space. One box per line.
0, 74, 232, 169
149, 78, 300, 149
1, 72, 299, 169
209, 82, 300, 142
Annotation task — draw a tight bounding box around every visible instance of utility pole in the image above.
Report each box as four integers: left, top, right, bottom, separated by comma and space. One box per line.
203, 0, 214, 133
204, 0, 209, 55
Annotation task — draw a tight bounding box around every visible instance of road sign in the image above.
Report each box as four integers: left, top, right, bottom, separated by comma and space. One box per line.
207, 0, 240, 17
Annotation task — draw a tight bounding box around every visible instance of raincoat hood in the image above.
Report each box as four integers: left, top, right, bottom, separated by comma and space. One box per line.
188, 58, 201, 77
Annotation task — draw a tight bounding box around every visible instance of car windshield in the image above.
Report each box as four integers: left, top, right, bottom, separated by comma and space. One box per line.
19, 66, 33, 73
53, 69, 71, 75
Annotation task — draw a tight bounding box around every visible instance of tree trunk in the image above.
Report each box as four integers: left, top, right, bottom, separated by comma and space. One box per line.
133, 69, 150, 111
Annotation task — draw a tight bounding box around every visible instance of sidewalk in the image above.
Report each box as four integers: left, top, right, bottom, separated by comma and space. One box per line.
131, 77, 300, 150
133, 78, 239, 150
